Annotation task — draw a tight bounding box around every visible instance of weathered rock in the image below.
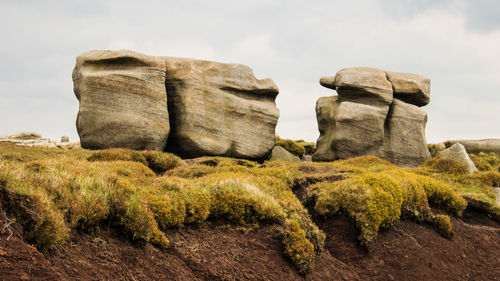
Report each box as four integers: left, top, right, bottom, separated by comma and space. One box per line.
312, 96, 339, 161
382, 99, 431, 166
321, 67, 393, 105
269, 146, 301, 162
446, 139, 500, 156
8, 132, 42, 140
61, 136, 69, 143
164, 57, 279, 159
332, 101, 389, 159
73, 50, 169, 150
313, 67, 431, 167
438, 143, 478, 174
386, 71, 430, 107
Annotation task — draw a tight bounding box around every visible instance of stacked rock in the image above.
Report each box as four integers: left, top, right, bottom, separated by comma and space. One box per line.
73, 50, 280, 160
312, 67, 431, 167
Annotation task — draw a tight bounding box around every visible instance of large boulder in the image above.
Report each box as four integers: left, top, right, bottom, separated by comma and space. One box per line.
445, 139, 500, 156
382, 99, 431, 166
313, 67, 431, 167
320, 67, 393, 105
438, 143, 478, 174
73, 50, 169, 150
313, 96, 339, 161
332, 101, 389, 159
164, 57, 279, 159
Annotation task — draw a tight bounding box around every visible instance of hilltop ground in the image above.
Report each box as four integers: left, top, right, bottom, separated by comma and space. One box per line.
0, 142, 499, 280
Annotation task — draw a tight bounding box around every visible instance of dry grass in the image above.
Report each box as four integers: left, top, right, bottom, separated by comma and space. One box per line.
1, 143, 499, 274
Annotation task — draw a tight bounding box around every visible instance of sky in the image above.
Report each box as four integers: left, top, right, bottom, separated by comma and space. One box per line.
0, 0, 499, 143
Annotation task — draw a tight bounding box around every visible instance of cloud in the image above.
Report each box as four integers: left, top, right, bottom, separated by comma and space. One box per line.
0, 0, 498, 144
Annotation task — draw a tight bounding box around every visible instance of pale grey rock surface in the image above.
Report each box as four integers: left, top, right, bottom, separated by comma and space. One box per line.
313, 67, 431, 167
269, 146, 301, 162
73, 50, 170, 151
332, 101, 389, 159
446, 139, 500, 156
8, 132, 42, 140
438, 143, 478, 174
382, 99, 431, 166
0, 133, 80, 149
164, 57, 279, 159
313, 96, 339, 162
321, 67, 393, 105
386, 71, 430, 107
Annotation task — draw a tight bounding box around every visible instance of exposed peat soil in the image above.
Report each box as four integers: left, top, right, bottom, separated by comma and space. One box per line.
1, 166, 499, 281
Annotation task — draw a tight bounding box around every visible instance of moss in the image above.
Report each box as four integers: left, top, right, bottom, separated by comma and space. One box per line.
141, 150, 183, 173
310, 173, 407, 244
308, 170, 465, 245
87, 148, 147, 163
88, 148, 182, 174
460, 171, 500, 187
275, 138, 306, 157
470, 152, 500, 172
283, 218, 316, 274
433, 214, 454, 238
119, 195, 169, 248
4, 144, 499, 274
166, 165, 215, 179
414, 175, 467, 216
422, 158, 468, 175
295, 140, 317, 155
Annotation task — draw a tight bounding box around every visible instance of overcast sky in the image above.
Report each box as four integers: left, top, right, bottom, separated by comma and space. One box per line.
1, 0, 499, 143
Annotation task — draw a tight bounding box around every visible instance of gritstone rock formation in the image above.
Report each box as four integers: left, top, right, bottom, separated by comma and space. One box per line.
164, 57, 279, 159
313, 67, 431, 167
73, 50, 170, 151
73, 50, 279, 160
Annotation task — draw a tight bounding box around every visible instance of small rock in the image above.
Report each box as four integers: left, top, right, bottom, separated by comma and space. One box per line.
269, 146, 301, 162
438, 143, 478, 174
61, 136, 69, 143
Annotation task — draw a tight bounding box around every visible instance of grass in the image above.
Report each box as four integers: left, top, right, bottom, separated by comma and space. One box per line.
470, 152, 500, 172
0, 144, 321, 274
0, 143, 499, 274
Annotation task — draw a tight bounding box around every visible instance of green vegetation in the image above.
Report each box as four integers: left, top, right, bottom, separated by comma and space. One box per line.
0, 144, 321, 274
306, 159, 466, 245
1, 143, 499, 274
275, 138, 306, 157
275, 136, 317, 157
88, 148, 183, 174
470, 152, 500, 172
295, 140, 317, 155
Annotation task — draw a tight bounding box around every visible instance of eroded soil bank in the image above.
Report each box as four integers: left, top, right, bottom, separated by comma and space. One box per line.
1, 210, 498, 281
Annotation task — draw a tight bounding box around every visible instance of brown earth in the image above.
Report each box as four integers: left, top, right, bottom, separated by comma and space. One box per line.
1, 182, 500, 280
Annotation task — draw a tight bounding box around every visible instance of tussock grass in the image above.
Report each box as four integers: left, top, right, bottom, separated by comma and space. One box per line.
0, 145, 321, 274
88, 148, 182, 174
1, 143, 498, 274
